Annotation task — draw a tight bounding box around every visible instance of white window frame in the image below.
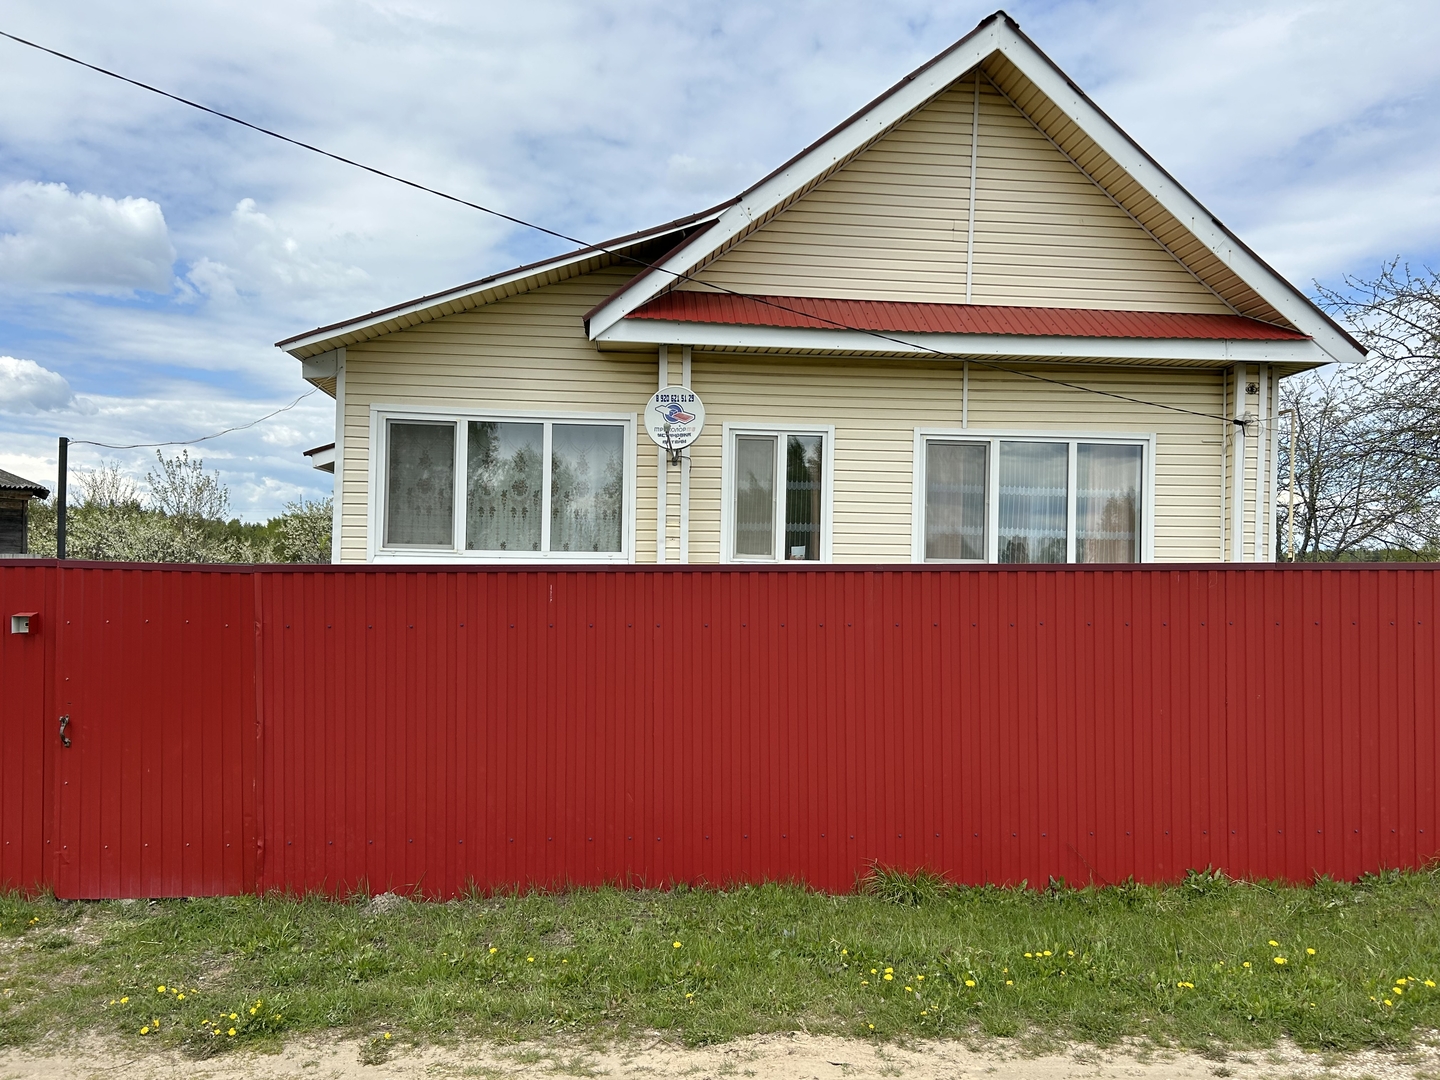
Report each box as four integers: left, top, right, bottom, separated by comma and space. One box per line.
720, 421, 836, 564
367, 403, 637, 563
911, 428, 1156, 564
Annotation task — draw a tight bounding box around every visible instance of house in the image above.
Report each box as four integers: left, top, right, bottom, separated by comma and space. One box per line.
0, 469, 49, 556
278, 11, 1362, 567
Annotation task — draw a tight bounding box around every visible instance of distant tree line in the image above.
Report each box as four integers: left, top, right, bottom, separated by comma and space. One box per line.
1280, 262, 1440, 561
28, 449, 331, 564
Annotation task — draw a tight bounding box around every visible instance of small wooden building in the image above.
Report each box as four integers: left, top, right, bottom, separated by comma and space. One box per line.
279, 11, 1363, 566
0, 469, 49, 556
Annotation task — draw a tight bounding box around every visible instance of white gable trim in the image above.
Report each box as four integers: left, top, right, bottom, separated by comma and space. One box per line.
584, 14, 1363, 365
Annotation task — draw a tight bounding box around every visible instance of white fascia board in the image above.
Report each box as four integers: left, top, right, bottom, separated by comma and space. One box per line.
594, 317, 1330, 364
585, 23, 1007, 338
304, 445, 336, 473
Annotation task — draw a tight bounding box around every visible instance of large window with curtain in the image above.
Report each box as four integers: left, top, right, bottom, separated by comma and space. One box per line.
375, 409, 632, 561
723, 424, 833, 562
917, 433, 1148, 563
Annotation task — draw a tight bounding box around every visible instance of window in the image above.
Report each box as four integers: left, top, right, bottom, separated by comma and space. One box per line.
375, 410, 632, 560
917, 433, 1148, 563
724, 425, 833, 562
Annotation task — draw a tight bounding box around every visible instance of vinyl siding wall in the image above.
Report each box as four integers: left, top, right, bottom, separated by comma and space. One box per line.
335, 270, 1228, 564
337, 266, 663, 564
688, 77, 1230, 315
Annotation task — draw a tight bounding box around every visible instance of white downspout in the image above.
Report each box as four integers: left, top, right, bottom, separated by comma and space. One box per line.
1269, 371, 1282, 561
1256, 365, 1270, 560
1231, 364, 1246, 562
680, 345, 692, 564
656, 345, 668, 563
1219, 368, 1228, 560
331, 348, 346, 564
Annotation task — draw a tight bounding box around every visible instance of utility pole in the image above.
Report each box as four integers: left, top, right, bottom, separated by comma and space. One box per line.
56, 436, 68, 560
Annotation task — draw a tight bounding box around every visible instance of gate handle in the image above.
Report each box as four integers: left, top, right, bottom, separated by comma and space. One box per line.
59, 714, 71, 748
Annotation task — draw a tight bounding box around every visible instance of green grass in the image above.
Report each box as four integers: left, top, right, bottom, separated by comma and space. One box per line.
2, 868, 1440, 1057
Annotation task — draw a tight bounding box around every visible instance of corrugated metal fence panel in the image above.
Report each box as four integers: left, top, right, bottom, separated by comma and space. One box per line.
0, 563, 53, 892
49, 567, 257, 898
3, 563, 1438, 896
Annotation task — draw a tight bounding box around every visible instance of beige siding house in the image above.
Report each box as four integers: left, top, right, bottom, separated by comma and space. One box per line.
281, 11, 1362, 567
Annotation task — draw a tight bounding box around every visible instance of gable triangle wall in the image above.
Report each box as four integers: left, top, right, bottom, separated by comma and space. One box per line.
683, 70, 1232, 314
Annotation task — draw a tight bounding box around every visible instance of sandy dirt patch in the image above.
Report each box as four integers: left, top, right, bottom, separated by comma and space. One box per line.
3, 1032, 1440, 1080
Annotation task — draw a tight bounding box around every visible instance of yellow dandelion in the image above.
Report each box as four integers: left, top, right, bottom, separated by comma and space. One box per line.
673, 941, 682, 949
1426, 980, 1436, 988
965, 979, 976, 988
1005, 980, 1013, 986
228, 1027, 236, 1036
1268, 940, 1279, 947
489, 947, 497, 954
1242, 962, 1251, 968
685, 993, 694, 999
177, 994, 185, 1001
1397, 977, 1408, 984
384, 1033, 392, 1040
884, 967, 893, 973
562, 959, 568, 964
1043, 950, 1052, 957
916, 975, 924, 981
841, 948, 848, 955
273, 1015, 281, 1022
861, 980, 869, 986
870, 968, 878, 974
229, 1013, 238, 1020
867, 1024, 875, 1030
883, 973, 894, 981
1002, 968, 1008, 974
1067, 950, 1074, 957
1384, 1001, 1393, 1008
1393, 987, 1404, 995
1306, 948, 1316, 955
527, 956, 534, 963
157, 985, 166, 993
1024, 952, 1032, 958
905, 986, 913, 993
921, 1010, 928, 1016
140, 1026, 149, 1035
1274, 956, 1287, 965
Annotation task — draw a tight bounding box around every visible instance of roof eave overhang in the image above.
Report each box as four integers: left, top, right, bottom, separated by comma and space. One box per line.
277, 207, 730, 359
584, 12, 1364, 365
595, 317, 1331, 365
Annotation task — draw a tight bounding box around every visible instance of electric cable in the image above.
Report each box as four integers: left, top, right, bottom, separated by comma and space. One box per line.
69, 388, 319, 450
1, 28, 1250, 428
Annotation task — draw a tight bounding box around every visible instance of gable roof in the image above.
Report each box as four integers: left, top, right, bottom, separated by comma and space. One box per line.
0, 469, 49, 499
585, 11, 1363, 364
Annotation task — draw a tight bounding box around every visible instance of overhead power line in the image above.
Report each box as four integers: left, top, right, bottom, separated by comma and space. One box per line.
70, 388, 319, 450
0, 28, 1245, 428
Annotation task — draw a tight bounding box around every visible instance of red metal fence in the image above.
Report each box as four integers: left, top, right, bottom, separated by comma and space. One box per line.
2, 561, 1437, 898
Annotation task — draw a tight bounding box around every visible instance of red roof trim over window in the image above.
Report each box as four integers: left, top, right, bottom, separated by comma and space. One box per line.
627, 292, 1310, 341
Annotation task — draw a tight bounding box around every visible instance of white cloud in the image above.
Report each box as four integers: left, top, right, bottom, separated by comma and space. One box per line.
0, 355, 90, 414
0, 181, 176, 293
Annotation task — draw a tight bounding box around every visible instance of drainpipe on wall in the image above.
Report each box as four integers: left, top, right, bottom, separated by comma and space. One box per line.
657, 345, 668, 564
680, 345, 692, 564
1231, 364, 1247, 562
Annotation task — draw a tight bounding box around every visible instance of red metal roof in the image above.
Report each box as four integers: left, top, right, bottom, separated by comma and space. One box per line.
627, 292, 1310, 341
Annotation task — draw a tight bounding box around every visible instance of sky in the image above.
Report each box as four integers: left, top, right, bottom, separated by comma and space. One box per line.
1, 0, 1438, 520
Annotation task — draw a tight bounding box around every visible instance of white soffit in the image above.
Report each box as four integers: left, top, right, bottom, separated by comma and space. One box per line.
595, 317, 1332, 365
585, 12, 1364, 365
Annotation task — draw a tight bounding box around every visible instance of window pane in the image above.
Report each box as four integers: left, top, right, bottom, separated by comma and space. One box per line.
385, 421, 455, 547
784, 435, 823, 560
734, 435, 776, 557
998, 441, 1068, 563
1077, 443, 1142, 563
550, 424, 624, 553
466, 421, 542, 552
924, 441, 987, 560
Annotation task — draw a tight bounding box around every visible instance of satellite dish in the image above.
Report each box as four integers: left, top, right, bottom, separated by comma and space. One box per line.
645, 386, 705, 464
